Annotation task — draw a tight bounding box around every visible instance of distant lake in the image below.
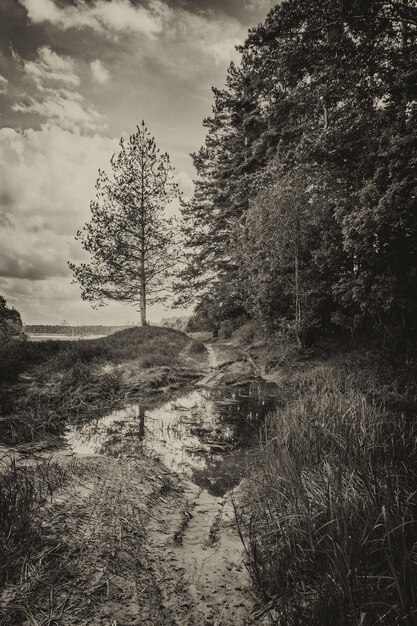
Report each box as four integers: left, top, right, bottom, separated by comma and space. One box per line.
27, 333, 107, 342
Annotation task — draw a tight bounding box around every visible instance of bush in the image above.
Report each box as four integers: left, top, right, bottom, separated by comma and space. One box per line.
187, 340, 207, 355
218, 320, 234, 339
232, 321, 258, 345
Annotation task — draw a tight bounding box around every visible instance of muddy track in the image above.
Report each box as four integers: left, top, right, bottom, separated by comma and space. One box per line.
0, 344, 264, 625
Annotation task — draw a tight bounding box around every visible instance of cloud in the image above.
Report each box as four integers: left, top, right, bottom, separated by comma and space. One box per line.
241, 0, 276, 11
91, 60, 110, 84
18, 0, 61, 24
0, 125, 115, 285
0, 275, 147, 325
0, 276, 94, 323
19, 0, 165, 38
175, 170, 194, 199
0, 211, 13, 228
12, 46, 105, 132
0, 75, 8, 94
12, 89, 105, 132
19, 0, 242, 65
0, 233, 69, 280
167, 11, 242, 66
24, 46, 80, 89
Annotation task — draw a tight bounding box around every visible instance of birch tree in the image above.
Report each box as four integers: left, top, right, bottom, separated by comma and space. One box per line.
69, 122, 179, 325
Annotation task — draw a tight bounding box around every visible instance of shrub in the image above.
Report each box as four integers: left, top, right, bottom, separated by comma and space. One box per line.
187, 340, 207, 355
218, 320, 234, 339
232, 321, 258, 345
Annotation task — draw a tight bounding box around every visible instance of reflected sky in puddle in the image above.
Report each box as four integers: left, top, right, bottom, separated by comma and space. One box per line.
65, 381, 278, 496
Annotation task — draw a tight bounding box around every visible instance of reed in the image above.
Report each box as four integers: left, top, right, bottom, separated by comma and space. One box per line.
240, 364, 417, 625
0, 457, 69, 587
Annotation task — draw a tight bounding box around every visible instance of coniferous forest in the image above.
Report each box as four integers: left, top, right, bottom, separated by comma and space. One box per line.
1, 1, 417, 624
178, 0, 417, 347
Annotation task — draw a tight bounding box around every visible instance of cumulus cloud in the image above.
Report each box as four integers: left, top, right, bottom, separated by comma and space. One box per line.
0, 275, 146, 324
19, 0, 165, 38
0, 276, 93, 323
13, 46, 105, 132
0, 75, 8, 94
12, 89, 105, 132
23, 46, 80, 89
0, 125, 115, 284
19, 0, 243, 65
0, 235, 69, 280
91, 60, 110, 84
166, 10, 242, 66
242, 0, 276, 11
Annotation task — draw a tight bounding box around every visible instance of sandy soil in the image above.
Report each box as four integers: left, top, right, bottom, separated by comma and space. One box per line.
0, 344, 267, 626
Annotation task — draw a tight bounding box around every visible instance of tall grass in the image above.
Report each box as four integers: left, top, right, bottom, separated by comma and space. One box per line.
0, 326, 204, 447
241, 365, 417, 625
0, 458, 69, 587
0, 325, 192, 384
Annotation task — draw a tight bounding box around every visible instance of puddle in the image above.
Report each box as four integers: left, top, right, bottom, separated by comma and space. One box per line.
64, 380, 278, 496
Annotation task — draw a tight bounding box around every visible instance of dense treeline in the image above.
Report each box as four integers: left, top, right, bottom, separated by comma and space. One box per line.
24, 325, 127, 336
178, 0, 417, 345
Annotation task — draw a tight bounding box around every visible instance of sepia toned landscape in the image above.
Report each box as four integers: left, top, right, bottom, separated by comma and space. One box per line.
1, 1, 417, 625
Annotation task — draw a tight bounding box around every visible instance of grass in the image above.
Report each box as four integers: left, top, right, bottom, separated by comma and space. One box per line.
0, 325, 193, 384
0, 457, 70, 588
0, 326, 206, 447
239, 359, 417, 626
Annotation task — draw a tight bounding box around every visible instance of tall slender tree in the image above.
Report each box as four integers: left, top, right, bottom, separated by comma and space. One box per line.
69, 122, 179, 325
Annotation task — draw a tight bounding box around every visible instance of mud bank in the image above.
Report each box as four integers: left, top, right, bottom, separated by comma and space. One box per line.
0, 344, 275, 625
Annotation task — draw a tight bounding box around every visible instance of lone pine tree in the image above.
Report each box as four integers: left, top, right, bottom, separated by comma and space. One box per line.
69, 122, 180, 325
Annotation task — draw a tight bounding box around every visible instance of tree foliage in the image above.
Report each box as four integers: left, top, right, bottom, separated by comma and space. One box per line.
70, 123, 180, 325
0, 296, 23, 342
178, 0, 417, 344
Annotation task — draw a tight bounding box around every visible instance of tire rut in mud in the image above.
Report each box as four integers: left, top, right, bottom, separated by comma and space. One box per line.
0, 457, 195, 625
145, 479, 255, 626
1, 343, 263, 625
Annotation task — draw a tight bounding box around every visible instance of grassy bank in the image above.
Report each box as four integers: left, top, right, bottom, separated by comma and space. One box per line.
239, 350, 417, 626
0, 326, 206, 448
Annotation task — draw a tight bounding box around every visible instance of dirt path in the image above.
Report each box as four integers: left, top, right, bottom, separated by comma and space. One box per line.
1, 344, 264, 626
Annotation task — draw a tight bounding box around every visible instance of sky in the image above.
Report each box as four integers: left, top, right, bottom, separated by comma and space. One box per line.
0, 0, 275, 326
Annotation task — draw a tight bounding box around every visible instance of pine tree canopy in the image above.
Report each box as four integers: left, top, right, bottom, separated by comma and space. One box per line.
69, 122, 180, 325
176, 0, 417, 344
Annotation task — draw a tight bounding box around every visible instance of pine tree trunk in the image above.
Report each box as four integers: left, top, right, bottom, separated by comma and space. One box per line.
138, 406, 145, 439
140, 282, 146, 326
140, 149, 147, 326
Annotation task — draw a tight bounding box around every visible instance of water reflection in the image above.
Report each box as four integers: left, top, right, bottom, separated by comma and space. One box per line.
65, 380, 278, 496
